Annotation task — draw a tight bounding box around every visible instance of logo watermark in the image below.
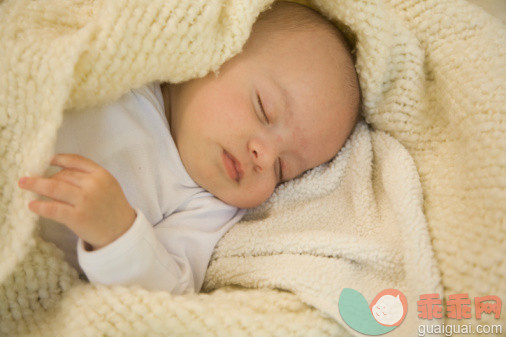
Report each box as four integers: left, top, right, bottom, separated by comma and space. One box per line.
338, 288, 408, 335
338, 289, 503, 336
417, 293, 502, 336
417, 294, 501, 320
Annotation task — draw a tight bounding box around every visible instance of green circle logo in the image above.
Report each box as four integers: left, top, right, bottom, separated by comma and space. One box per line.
338, 288, 408, 335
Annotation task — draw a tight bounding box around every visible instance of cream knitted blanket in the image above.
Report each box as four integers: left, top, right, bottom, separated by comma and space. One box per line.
1, 0, 505, 336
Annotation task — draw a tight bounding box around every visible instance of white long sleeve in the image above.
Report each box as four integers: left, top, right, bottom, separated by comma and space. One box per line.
78, 201, 244, 293
78, 210, 192, 293
41, 83, 245, 293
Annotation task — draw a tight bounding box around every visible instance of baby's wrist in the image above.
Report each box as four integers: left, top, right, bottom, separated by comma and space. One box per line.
83, 207, 137, 251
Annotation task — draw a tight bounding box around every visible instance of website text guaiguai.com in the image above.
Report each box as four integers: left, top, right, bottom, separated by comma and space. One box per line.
418, 323, 503, 336
417, 293, 503, 336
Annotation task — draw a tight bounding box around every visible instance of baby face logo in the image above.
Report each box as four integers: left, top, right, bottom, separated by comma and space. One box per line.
370, 289, 407, 327
339, 288, 408, 335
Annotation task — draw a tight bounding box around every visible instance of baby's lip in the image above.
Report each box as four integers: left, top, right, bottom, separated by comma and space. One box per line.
222, 150, 244, 182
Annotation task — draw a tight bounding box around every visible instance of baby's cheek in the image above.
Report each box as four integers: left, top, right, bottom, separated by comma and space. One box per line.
243, 182, 275, 209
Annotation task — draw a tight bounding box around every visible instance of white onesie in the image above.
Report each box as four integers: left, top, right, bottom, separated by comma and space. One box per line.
40, 83, 245, 294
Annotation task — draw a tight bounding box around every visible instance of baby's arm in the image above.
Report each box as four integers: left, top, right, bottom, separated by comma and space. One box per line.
19, 154, 136, 250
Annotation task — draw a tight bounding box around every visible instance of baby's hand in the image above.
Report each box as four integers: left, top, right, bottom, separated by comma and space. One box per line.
19, 154, 136, 250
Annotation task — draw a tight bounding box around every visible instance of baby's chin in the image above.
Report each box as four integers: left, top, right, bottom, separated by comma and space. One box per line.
216, 190, 269, 209
200, 177, 275, 209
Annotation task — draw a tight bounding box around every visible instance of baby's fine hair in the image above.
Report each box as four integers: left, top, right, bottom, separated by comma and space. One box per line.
255, 1, 354, 54
253, 1, 361, 117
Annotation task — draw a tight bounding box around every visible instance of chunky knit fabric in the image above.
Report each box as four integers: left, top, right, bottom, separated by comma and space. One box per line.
1, 0, 505, 336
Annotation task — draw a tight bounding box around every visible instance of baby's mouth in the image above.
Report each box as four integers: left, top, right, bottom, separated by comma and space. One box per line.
222, 150, 244, 182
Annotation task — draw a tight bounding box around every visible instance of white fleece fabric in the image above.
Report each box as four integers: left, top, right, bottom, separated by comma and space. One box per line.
0, 0, 505, 336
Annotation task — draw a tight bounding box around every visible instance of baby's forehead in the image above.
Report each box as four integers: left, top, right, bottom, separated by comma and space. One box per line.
246, 26, 345, 66
249, 14, 350, 64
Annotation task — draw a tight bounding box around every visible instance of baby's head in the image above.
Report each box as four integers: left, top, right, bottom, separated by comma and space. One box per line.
167, 1, 360, 208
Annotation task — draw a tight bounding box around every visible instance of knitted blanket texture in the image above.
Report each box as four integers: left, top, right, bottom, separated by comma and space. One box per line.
1, 0, 505, 336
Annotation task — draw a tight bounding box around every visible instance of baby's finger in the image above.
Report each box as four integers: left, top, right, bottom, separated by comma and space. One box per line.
28, 200, 75, 226
50, 153, 102, 173
18, 176, 80, 205
49, 169, 88, 188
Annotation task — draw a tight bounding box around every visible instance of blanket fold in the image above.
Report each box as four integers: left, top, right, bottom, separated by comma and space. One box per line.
204, 122, 441, 336
1, 0, 505, 336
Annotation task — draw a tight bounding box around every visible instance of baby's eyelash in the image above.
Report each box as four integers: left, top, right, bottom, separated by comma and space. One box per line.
257, 95, 268, 123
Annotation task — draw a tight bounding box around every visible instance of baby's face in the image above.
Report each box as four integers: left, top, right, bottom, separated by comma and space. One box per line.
168, 27, 358, 208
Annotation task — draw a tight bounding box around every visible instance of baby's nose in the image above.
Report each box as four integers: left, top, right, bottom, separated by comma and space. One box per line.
248, 136, 278, 172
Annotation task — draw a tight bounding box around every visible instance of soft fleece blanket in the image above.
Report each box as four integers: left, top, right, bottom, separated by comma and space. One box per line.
1, 0, 505, 336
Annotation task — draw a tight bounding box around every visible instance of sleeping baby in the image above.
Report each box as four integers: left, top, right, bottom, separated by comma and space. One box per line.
18, 1, 360, 293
